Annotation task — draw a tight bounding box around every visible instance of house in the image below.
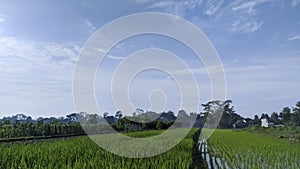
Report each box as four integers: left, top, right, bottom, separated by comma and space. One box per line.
274, 124, 284, 128
261, 118, 268, 127
233, 119, 246, 128
261, 118, 284, 128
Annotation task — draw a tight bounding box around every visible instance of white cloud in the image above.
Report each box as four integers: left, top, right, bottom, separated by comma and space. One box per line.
232, 59, 239, 63
96, 47, 106, 53
0, 36, 82, 116
0, 36, 80, 73
205, 57, 300, 117
0, 17, 6, 23
232, 0, 273, 14
106, 54, 125, 60
81, 1, 89, 6
0, 36, 83, 117
0, 14, 7, 23
147, 1, 174, 8
291, 0, 300, 7
204, 0, 225, 16
133, 0, 155, 4
146, 0, 203, 17
286, 35, 300, 41
94, 47, 125, 60
85, 19, 96, 33
229, 0, 273, 34
0, 15, 7, 33
231, 19, 264, 33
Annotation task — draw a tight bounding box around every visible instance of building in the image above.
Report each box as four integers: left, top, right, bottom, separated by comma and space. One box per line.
233, 119, 247, 128
261, 118, 268, 127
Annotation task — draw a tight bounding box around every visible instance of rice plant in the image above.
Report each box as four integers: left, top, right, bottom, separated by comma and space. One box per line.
0, 129, 198, 169
204, 129, 300, 169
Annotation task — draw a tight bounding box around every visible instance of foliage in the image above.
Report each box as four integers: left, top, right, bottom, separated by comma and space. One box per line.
201, 100, 241, 128
0, 122, 85, 139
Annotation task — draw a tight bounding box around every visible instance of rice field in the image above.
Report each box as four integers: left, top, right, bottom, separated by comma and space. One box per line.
0, 129, 199, 169
202, 129, 300, 169
3, 127, 298, 169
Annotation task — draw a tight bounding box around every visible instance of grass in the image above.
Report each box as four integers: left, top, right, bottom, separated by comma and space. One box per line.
246, 126, 300, 142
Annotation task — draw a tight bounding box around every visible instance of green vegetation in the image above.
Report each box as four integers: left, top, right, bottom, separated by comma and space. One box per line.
0, 117, 174, 140
2, 100, 299, 141
0, 121, 85, 139
256, 101, 300, 126
0, 129, 199, 169
246, 126, 300, 142
204, 129, 300, 169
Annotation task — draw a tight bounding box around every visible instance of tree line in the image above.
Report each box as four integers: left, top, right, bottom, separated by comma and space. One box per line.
0, 119, 85, 139
256, 101, 300, 126
0, 100, 299, 140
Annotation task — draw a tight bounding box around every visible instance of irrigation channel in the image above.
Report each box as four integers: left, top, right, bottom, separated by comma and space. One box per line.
198, 139, 231, 169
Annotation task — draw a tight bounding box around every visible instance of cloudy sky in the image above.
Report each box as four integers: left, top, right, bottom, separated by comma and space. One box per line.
0, 0, 299, 118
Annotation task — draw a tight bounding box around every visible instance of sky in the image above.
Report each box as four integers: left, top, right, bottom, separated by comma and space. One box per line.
0, 0, 299, 118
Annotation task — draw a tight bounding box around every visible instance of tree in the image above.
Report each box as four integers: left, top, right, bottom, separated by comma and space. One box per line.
66, 113, 78, 122
3, 120, 10, 125
202, 100, 236, 128
115, 111, 123, 119
219, 100, 239, 128
87, 114, 100, 124
279, 107, 291, 123
156, 121, 163, 130
135, 108, 144, 114
177, 110, 190, 127
260, 113, 269, 120
292, 101, 300, 126
26, 116, 32, 122
116, 118, 129, 131
270, 112, 280, 124
103, 112, 109, 118
141, 111, 159, 122
50, 117, 59, 124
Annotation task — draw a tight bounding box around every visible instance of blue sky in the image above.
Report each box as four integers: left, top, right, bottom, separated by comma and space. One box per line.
0, 0, 299, 118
